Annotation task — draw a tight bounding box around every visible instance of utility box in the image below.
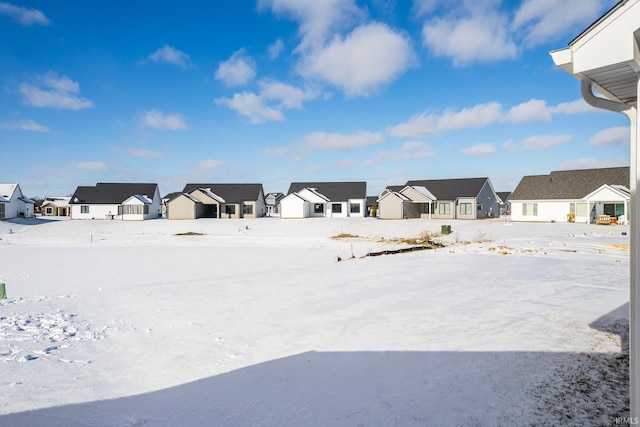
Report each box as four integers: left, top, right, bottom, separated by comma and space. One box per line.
441, 225, 451, 235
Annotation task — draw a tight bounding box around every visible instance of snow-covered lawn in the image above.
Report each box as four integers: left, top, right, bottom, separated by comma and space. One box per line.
0, 217, 631, 426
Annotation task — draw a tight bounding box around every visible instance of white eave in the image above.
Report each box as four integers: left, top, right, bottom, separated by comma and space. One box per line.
550, 0, 640, 107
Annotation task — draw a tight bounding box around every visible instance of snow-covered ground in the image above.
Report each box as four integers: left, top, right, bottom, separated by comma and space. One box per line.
0, 216, 631, 426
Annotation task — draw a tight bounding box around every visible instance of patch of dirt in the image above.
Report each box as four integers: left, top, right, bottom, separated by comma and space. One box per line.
175, 231, 205, 236
530, 318, 629, 424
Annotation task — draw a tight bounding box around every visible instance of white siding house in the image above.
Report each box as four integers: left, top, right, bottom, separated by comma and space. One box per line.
286, 182, 367, 218
0, 183, 35, 220
69, 183, 162, 220
510, 167, 629, 223
279, 193, 311, 219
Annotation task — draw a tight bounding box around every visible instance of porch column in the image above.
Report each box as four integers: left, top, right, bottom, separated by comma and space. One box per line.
632, 78, 640, 418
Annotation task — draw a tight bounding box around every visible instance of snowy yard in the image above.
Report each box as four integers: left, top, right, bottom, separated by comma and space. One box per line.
0, 216, 631, 426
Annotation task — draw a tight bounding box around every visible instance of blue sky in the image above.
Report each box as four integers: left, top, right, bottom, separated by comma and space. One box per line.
0, 0, 630, 198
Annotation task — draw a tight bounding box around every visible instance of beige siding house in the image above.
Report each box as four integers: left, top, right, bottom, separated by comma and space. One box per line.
167, 183, 266, 220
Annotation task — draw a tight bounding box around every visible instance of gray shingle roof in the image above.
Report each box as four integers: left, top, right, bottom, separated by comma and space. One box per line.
287, 182, 366, 200
70, 183, 158, 204
405, 177, 490, 201
497, 192, 512, 203
510, 167, 629, 200
182, 183, 264, 204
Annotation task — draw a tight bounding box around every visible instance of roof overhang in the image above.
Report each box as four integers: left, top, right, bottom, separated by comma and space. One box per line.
550, 0, 640, 107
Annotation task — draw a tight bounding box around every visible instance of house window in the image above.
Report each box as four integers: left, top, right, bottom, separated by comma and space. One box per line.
570, 202, 588, 217
350, 203, 360, 214
604, 203, 626, 218
243, 204, 253, 215
45, 207, 53, 215
225, 205, 236, 215
522, 203, 538, 216
314, 204, 324, 214
81, 205, 89, 214
122, 205, 149, 215
438, 203, 450, 215
331, 203, 342, 214
460, 203, 472, 215
477, 203, 483, 210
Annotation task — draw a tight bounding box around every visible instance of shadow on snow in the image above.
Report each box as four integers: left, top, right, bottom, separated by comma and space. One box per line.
0, 305, 629, 427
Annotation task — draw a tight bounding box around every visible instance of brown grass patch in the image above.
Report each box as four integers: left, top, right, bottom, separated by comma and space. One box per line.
331, 233, 361, 239
602, 244, 630, 250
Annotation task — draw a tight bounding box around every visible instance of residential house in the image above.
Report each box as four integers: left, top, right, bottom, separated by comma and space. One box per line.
378, 185, 436, 219
279, 188, 330, 219
69, 183, 162, 220
497, 192, 512, 216
161, 192, 182, 217
379, 177, 500, 220
509, 167, 630, 223
167, 183, 265, 220
265, 192, 284, 216
0, 183, 35, 220
41, 196, 71, 217
407, 177, 499, 220
283, 182, 367, 218
366, 196, 379, 217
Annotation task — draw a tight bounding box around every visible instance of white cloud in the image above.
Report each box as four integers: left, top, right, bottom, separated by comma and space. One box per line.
215, 49, 256, 87
263, 146, 292, 158
388, 112, 437, 138
258, 80, 318, 109
298, 23, 415, 96
141, 110, 188, 131
438, 102, 503, 130
513, 0, 605, 47
258, 0, 364, 51
362, 140, 435, 166
20, 72, 94, 110
412, 0, 441, 16
147, 45, 192, 68
1, 119, 50, 132
303, 131, 384, 152
0, 2, 50, 25
216, 80, 319, 123
521, 134, 571, 150
422, 12, 516, 66
215, 92, 285, 124
400, 141, 436, 159
268, 39, 285, 59
196, 159, 225, 169
551, 99, 596, 115
590, 126, 629, 147
502, 139, 517, 152
389, 102, 503, 138
76, 161, 108, 170
559, 157, 629, 171
128, 148, 163, 159
509, 99, 551, 123
460, 143, 495, 156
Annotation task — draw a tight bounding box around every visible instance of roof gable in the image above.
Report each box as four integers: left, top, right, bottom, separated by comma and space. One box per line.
182, 183, 264, 204
0, 183, 18, 200
405, 177, 490, 200
510, 167, 629, 200
287, 182, 366, 200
